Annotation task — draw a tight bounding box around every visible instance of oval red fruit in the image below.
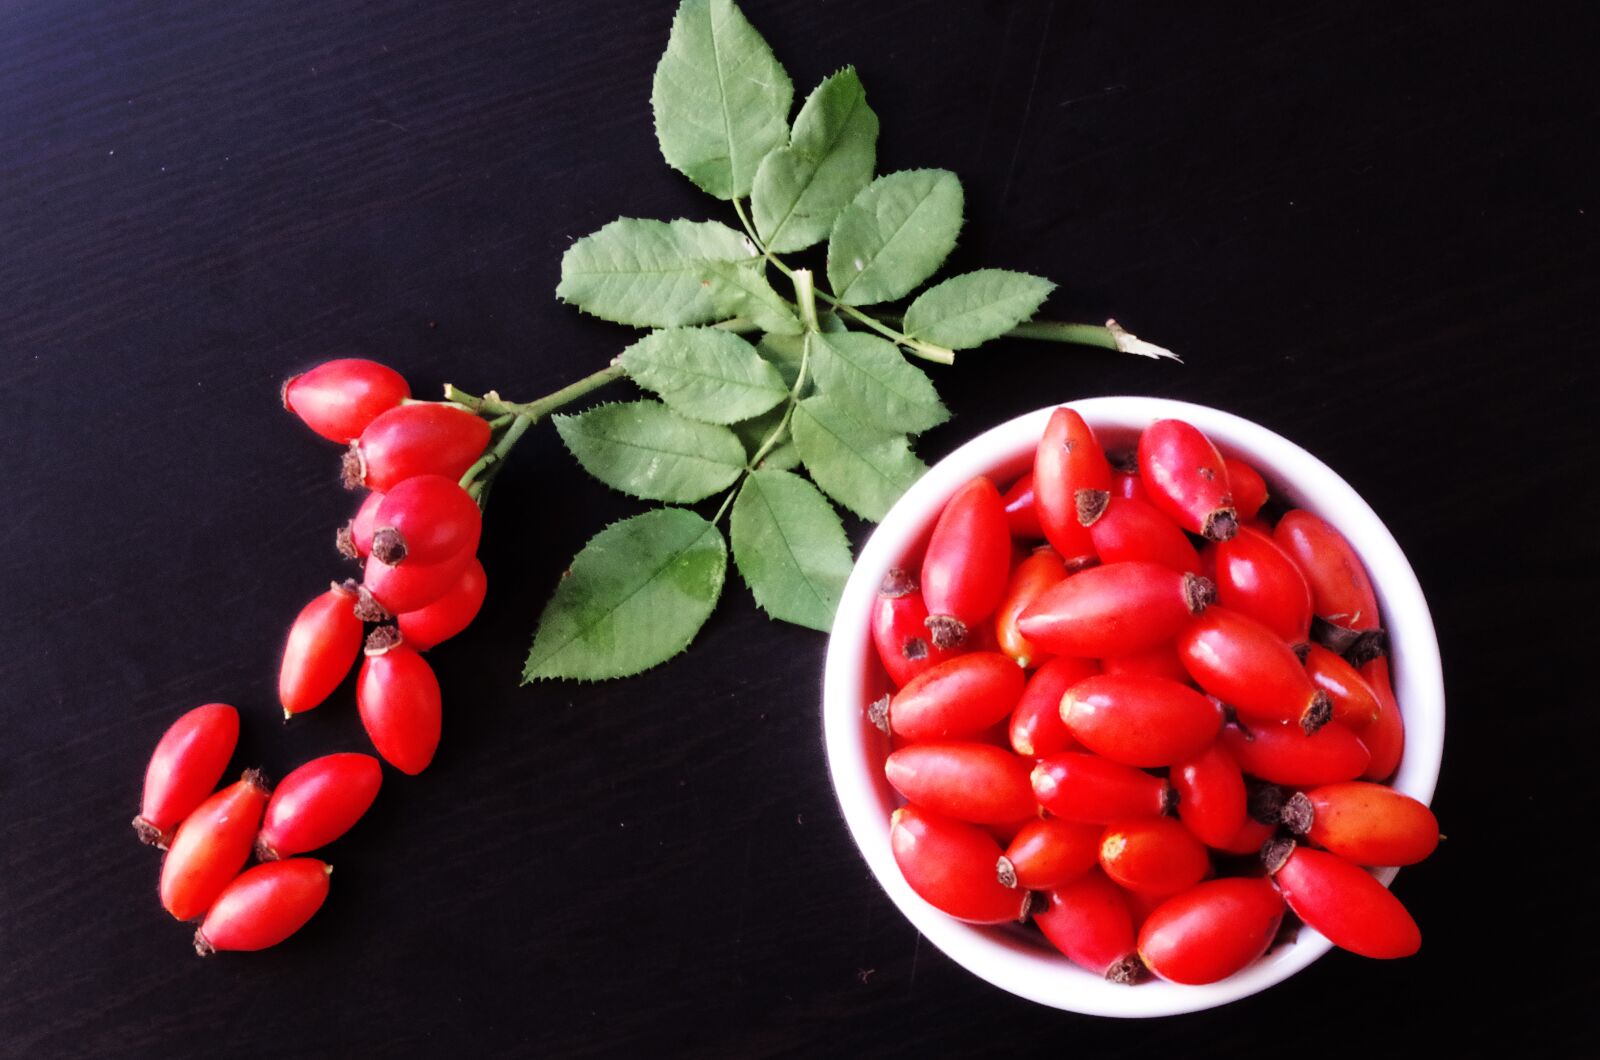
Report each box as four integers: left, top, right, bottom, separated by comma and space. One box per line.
1017, 561, 1214, 659
194, 859, 332, 955
134, 703, 239, 848
397, 557, 488, 651
1031, 753, 1172, 824
1087, 495, 1201, 574
1099, 817, 1211, 895
338, 490, 386, 560
1137, 419, 1237, 541
998, 818, 1101, 890
994, 548, 1067, 668
870, 569, 957, 689
279, 583, 365, 717
1273, 510, 1383, 658
1213, 526, 1313, 648
370, 474, 483, 567
1178, 608, 1330, 733
348, 403, 491, 493
283, 359, 409, 444
1268, 842, 1420, 959
1356, 657, 1406, 782
890, 806, 1028, 924
1033, 408, 1109, 569
1172, 742, 1248, 849
256, 753, 384, 860
1008, 656, 1097, 757
1283, 782, 1438, 866
1304, 645, 1381, 728
886, 653, 1025, 742
920, 477, 1012, 648
1220, 721, 1370, 787
1222, 458, 1268, 521
1034, 870, 1142, 982
883, 743, 1035, 825
160, 770, 272, 921
357, 632, 442, 775
1002, 472, 1043, 539
1138, 877, 1284, 984
364, 546, 474, 616
1061, 674, 1222, 767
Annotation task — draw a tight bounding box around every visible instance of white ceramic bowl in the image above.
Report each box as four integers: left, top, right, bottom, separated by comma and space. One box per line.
822, 397, 1445, 1017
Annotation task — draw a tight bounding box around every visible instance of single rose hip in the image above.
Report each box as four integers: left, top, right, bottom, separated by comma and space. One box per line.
1008, 656, 1098, 757
879, 653, 1024, 742
889, 806, 1029, 924
1137, 419, 1237, 541
1213, 525, 1313, 649
397, 557, 488, 651
919, 476, 1012, 648
1264, 840, 1420, 959
1220, 720, 1370, 787
346, 403, 491, 493
1087, 495, 1202, 575
1356, 657, 1406, 782
1060, 674, 1222, 767
1172, 742, 1248, 849
337, 490, 386, 560
1137, 877, 1285, 984
160, 770, 272, 921
1177, 608, 1332, 734
883, 743, 1035, 825
1211, 815, 1276, 856
1002, 472, 1043, 539
369, 474, 483, 568
1034, 407, 1111, 569
256, 753, 383, 860
997, 818, 1101, 890
870, 569, 954, 689
283, 359, 409, 444
1222, 458, 1268, 521
994, 548, 1067, 668
357, 628, 442, 775
194, 859, 332, 956
133, 703, 240, 848
1281, 782, 1438, 866
1017, 561, 1214, 659
279, 582, 366, 718
1273, 510, 1385, 661
1031, 753, 1173, 824
1034, 871, 1142, 983
1099, 817, 1211, 896
363, 546, 474, 615
1304, 645, 1381, 728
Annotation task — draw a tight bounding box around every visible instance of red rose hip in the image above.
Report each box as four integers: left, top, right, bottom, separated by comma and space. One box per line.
397, 557, 488, 651
279, 582, 366, 718
920, 476, 1012, 648
256, 753, 384, 860
1178, 608, 1332, 734
1008, 656, 1097, 757
160, 770, 272, 921
283, 358, 409, 444
134, 703, 239, 848
1137, 877, 1285, 984
997, 818, 1102, 890
1034, 870, 1142, 983
1099, 817, 1211, 896
890, 806, 1029, 924
1031, 753, 1173, 824
1137, 419, 1238, 541
1017, 561, 1214, 659
346, 403, 492, 493
194, 859, 332, 955
1266, 841, 1421, 959
1033, 407, 1110, 569
883, 743, 1035, 825
1060, 674, 1222, 767
357, 628, 442, 775
881, 653, 1024, 742
1281, 782, 1438, 866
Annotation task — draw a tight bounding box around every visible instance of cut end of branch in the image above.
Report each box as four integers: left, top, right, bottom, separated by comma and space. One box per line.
1105, 319, 1180, 362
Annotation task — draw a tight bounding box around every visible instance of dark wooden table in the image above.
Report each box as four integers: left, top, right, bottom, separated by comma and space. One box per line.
4, 1, 1596, 1055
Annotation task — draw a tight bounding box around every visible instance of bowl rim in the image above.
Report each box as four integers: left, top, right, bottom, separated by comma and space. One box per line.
821, 396, 1445, 1017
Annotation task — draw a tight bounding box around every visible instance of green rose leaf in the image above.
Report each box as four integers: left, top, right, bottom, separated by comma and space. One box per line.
804, 329, 948, 434
702, 260, 803, 335
755, 331, 807, 389
556, 218, 755, 328
826, 169, 964, 306
752, 67, 879, 254
732, 406, 801, 471
651, 0, 793, 201
901, 269, 1056, 350
619, 328, 787, 424
730, 469, 853, 631
791, 394, 926, 521
524, 508, 727, 682
553, 401, 746, 503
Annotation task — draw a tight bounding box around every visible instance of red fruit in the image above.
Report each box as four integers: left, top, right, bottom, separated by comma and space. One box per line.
357, 629, 442, 775
870, 570, 952, 688
1031, 753, 1172, 823
364, 546, 474, 615
1283, 782, 1437, 866
133, 704, 239, 848
883, 743, 1035, 825
1137, 419, 1237, 541
1033, 407, 1110, 569
1212, 815, 1276, 856
1357, 657, 1406, 782
1099, 817, 1210, 895
337, 490, 386, 560
1087, 495, 1201, 575
160, 770, 272, 921
997, 818, 1101, 890
1035, 871, 1142, 982
889, 806, 1028, 924
1223, 458, 1268, 521
1266, 842, 1420, 958
279, 582, 366, 717
1220, 721, 1370, 787
1101, 643, 1191, 684
1009, 656, 1098, 757
256, 753, 383, 860
194, 859, 332, 955
1172, 743, 1248, 849
1111, 468, 1150, 505
398, 557, 488, 651
1274, 510, 1384, 660
283, 359, 409, 444
1213, 526, 1314, 648
994, 548, 1067, 668
1060, 674, 1222, 767
369, 475, 483, 567
1138, 877, 1284, 984
920, 477, 1012, 648
1304, 645, 1381, 728
884, 653, 1025, 742
1001, 472, 1043, 539
347, 403, 491, 493
1178, 608, 1331, 734
1017, 561, 1214, 659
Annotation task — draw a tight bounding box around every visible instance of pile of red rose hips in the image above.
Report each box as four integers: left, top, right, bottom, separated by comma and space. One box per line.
133, 359, 493, 954
871, 409, 1438, 985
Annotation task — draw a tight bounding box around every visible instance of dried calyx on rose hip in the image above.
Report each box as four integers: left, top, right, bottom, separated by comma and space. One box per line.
869, 407, 1431, 986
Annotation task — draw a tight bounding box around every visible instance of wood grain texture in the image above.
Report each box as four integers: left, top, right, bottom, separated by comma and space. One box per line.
2, 0, 1596, 1055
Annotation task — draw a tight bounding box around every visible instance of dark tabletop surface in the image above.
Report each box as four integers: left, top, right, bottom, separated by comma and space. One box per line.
3, 1, 1597, 1056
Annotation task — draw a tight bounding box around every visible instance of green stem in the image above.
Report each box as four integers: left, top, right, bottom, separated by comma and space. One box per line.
731, 197, 763, 250
995, 319, 1179, 360
461, 412, 533, 494
792, 269, 820, 332
713, 321, 813, 524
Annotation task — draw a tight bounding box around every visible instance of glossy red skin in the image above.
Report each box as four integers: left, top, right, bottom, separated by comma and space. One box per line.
279, 585, 365, 716
1087, 495, 1201, 574
1111, 469, 1150, 505
1031, 753, 1171, 824
364, 546, 474, 615
1035, 870, 1139, 980
1018, 561, 1208, 659
1138, 877, 1284, 984
871, 577, 955, 689
1177, 607, 1323, 730
920, 477, 1012, 635
884, 743, 1036, 824
135, 703, 239, 847
995, 548, 1067, 668
398, 557, 488, 651
1272, 845, 1420, 958
1137, 419, 1237, 539
373, 475, 483, 566
1305, 645, 1380, 728
353, 403, 491, 493
1009, 656, 1098, 757
346, 490, 385, 558
1212, 815, 1276, 856
1061, 674, 1222, 767
357, 645, 442, 775
1001, 472, 1043, 539
284, 359, 409, 444
1223, 458, 1268, 521
890, 806, 1028, 924
1300, 782, 1438, 866
1273, 510, 1381, 633
1102, 643, 1191, 684
1000, 818, 1101, 890
257, 753, 383, 859
888, 653, 1025, 742
1214, 526, 1313, 647
1033, 408, 1108, 568
160, 772, 271, 921
196, 859, 332, 954
1099, 817, 1211, 895
1221, 721, 1370, 787
1357, 657, 1406, 782
1172, 743, 1248, 849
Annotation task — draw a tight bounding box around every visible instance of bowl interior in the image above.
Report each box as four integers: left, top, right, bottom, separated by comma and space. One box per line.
822, 397, 1444, 1017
